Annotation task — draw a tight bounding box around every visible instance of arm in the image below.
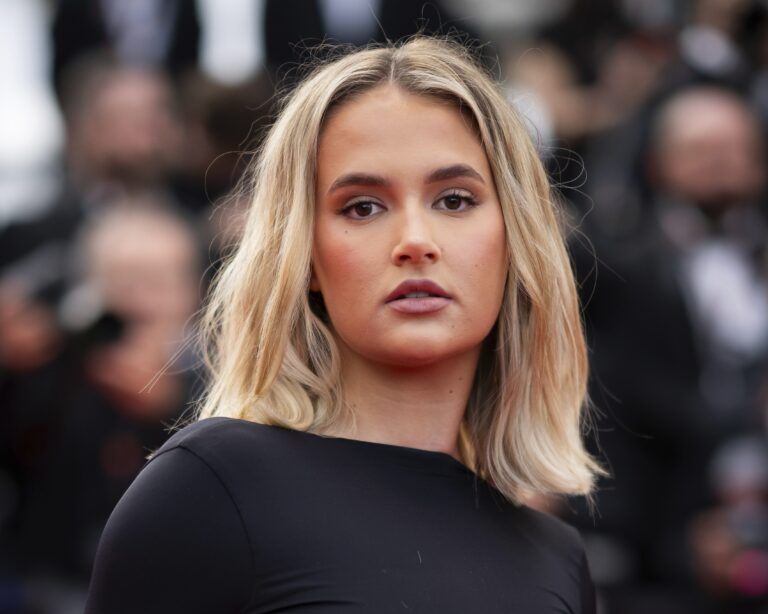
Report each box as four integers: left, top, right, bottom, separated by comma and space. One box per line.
85, 447, 254, 613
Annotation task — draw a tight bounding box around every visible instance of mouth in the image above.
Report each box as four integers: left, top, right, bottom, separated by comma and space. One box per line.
385, 280, 452, 314
385, 279, 451, 303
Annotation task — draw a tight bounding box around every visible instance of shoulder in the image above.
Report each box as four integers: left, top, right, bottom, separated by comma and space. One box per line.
474, 481, 590, 566
86, 427, 256, 612
482, 490, 589, 570
158, 416, 275, 451
471, 487, 595, 612
517, 504, 584, 544
513, 504, 587, 562
504, 504, 595, 613
155, 416, 292, 466
152, 417, 324, 493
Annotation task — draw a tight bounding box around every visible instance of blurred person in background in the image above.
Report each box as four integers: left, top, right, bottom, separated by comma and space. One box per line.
263, 0, 481, 84
676, 0, 754, 88
690, 435, 768, 613
505, 0, 676, 219
0, 58, 186, 272
51, 0, 201, 97
0, 67, 192, 564
0, 60, 188, 424
1, 196, 203, 613
570, 85, 768, 613
61, 60, 186, 206
580, 0, 768, 237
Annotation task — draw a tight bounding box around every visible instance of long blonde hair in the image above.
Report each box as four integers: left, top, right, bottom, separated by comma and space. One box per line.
198, 37, 602, 503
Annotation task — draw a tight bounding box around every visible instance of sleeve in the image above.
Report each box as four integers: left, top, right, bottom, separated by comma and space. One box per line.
85, 447, 254, 614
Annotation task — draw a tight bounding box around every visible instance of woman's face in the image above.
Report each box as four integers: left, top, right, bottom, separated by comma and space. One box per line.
312, 85, 507, 368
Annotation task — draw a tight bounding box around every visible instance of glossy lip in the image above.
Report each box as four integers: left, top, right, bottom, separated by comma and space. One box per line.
385, 279, 451, 303
387, 296, 451, 314
385, 279, 452, 314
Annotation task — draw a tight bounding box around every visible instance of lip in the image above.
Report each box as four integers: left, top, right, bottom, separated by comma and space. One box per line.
385, 279, 452, 314
385, 279, 451, 303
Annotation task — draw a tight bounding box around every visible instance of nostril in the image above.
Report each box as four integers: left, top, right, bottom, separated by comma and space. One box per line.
392, 239, 441, 265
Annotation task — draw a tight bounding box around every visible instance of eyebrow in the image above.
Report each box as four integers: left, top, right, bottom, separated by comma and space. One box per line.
425, 164, 485, 185
328, 172, 389, 194
327, 164, 485, 195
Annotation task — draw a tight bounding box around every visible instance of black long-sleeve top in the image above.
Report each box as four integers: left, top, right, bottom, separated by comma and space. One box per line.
86, 417, 595, 613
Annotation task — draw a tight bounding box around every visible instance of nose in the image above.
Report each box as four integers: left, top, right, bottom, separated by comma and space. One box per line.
391, 205, 441, 266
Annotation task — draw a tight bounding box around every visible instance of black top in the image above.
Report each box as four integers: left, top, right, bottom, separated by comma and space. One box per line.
85, 417, 595, 613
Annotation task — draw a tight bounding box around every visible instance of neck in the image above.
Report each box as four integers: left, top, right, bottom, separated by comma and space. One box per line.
329, 344, 480, 460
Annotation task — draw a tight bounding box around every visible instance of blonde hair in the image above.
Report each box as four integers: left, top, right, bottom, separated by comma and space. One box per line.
198, 37, 602, 503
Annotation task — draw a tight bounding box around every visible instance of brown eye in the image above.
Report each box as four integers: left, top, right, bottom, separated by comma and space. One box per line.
434, 191, 477, 212
353, 203, 375, 217
444, 194, 463, 210
341, 200, 385, 220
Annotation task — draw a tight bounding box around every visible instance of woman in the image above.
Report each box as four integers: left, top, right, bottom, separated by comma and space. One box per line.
86, 37, 602, 613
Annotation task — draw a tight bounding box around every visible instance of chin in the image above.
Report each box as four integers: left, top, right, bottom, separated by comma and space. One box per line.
380, 352, 446, 369
369, 339, 480, 369
334, 324, 487, 369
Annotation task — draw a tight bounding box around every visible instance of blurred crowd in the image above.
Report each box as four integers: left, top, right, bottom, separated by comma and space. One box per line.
0, 1, 767, 613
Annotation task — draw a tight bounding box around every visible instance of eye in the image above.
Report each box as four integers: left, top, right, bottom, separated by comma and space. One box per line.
433, 190, 477, 212
340, 200, 385, 220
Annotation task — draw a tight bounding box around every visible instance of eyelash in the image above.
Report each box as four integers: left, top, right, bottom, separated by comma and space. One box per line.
338, 199, 385, 220
338, 190, 478, 220
435, 190, 478, 212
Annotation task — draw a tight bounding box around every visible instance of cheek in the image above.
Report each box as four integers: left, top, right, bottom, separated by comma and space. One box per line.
454, 217, 508, 323
462, 215, 507, 283
313, 231, 383, 308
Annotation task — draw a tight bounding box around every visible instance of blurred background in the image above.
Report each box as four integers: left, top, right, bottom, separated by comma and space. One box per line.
0, 0, 767, 612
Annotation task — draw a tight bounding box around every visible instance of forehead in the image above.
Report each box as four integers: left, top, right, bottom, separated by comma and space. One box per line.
316, 85, 492, 189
